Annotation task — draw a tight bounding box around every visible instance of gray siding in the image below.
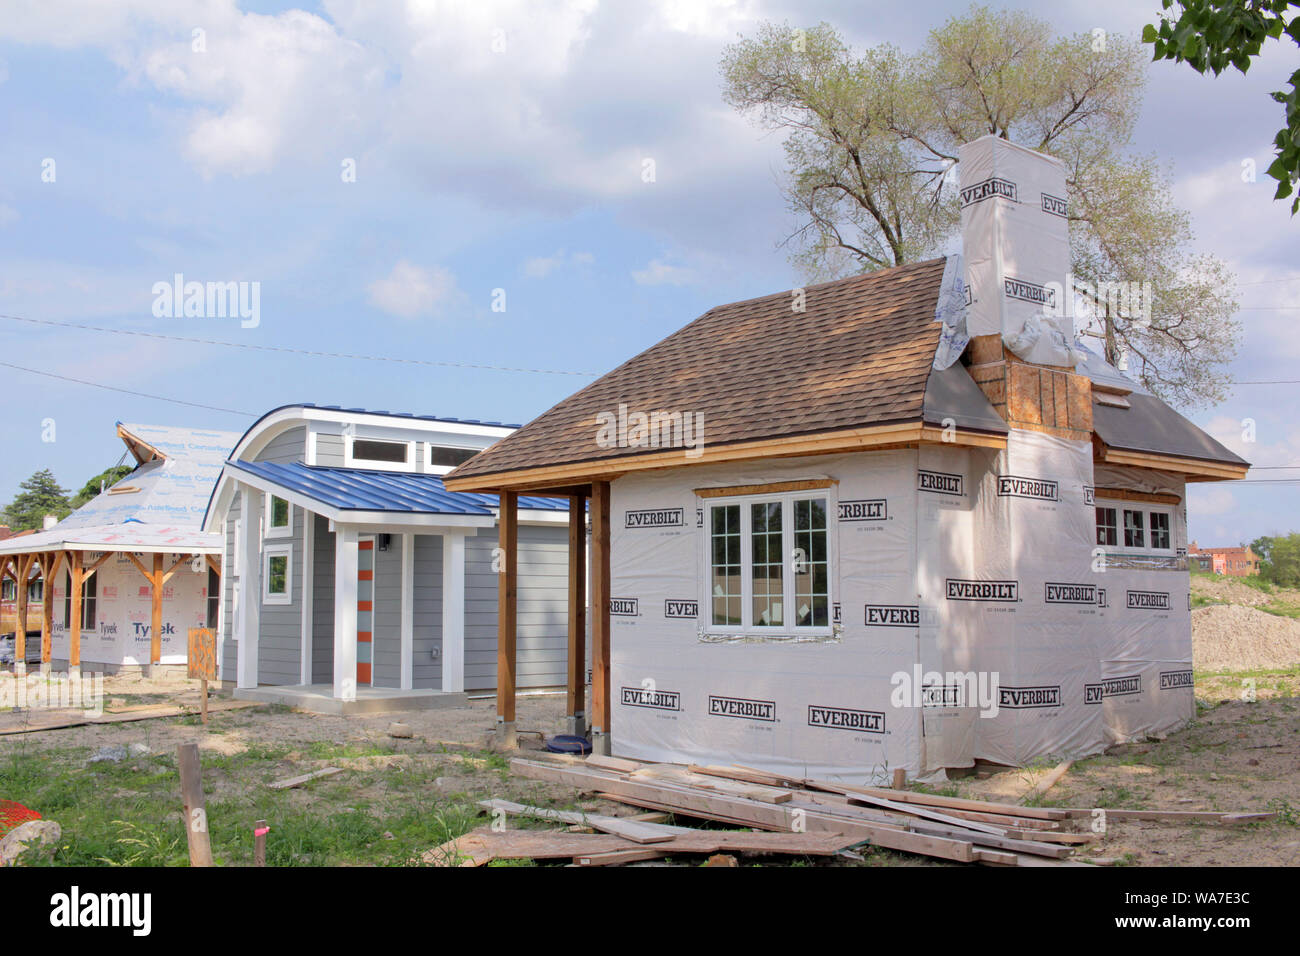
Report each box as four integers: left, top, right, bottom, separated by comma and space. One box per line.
256, 504, 304, 685
464, 524, 569, 691
220, 490, 240, 680
312, 515, 335, 684
315, 431, 345, 467
371, 538, 402, 688
413, 535, 443, 689
256, 426, 306, 464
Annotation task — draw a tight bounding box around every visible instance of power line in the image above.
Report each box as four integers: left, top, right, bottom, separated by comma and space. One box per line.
0, 312, 597, 378
0, 361, 254, 417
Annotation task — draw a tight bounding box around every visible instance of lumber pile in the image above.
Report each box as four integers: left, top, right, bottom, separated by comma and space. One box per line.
422, 754, 1277, 867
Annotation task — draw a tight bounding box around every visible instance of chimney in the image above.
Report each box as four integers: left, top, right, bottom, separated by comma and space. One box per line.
959, 135, 1092, 441
42, 514, 59, 530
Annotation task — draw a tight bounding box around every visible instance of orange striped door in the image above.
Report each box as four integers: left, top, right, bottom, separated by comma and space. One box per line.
357, 538, 374, 685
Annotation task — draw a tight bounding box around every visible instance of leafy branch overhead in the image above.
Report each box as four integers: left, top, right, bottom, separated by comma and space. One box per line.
1144, 0, 1300, 213
720, 5, 1241, 409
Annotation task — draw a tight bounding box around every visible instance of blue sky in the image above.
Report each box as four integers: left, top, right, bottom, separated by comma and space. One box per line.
0, 0, 1297, 544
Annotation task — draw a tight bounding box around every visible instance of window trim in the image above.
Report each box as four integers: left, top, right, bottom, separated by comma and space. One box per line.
262, 544, 292, 606
699, 487, 837, 637
1, 579, 15, 602
1096, 498, 1175, 555
344, 434, 415, 473
264, 493, 293, 539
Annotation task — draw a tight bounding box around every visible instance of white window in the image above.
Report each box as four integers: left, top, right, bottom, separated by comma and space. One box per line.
426, 444, 481, 474
702, 490, 834, 635
1096, 500, 1174, 555
345, 435, 414, 472
262, 545, 292, 605
264, 494, 292, 538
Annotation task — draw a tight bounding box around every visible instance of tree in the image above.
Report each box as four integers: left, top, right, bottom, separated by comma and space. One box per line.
70, 465, 135, 510
1144, 0, 1300, 213
721, 5, 1241, 408
1, 469, 71, 531
1257, 532, 1300, 586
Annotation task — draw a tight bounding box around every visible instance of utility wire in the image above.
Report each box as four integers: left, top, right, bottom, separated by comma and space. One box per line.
0, 361, 254, 416
0, 312, 597, 378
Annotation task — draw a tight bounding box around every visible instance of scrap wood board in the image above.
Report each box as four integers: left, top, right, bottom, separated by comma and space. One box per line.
425, 825, 862, 867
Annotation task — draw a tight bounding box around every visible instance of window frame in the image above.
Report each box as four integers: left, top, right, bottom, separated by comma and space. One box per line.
344, 434, 415, 473
1, 579, 14, 602
700, 487, 837, 637
426, 443, 482, 475
1096, 499, 1176, 556
263, 493, 293, 539
262, 544, 293, 606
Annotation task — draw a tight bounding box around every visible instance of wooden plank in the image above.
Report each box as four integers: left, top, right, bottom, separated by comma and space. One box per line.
68, 551, 82, 668
806, 780, 1070, 821
511, 759, 978, 863
565, 494, 586, 727
497, 490, 517, 729
694, 479, 836, 498
1026, 760, 1073, 798
573, 847, 668, 866
587, 754, 644, 774
0, 698, 263, 735
151, 552, 164, 666
267, 766, 344, 790
973, 848, 1019, 866
477, 799, 684, 844
590, 481, 611, 738
1059, 808, 1274, 824
636, 765, 793, 804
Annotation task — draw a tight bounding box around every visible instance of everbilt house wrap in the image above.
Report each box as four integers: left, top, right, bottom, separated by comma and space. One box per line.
445, 135, 1248, 782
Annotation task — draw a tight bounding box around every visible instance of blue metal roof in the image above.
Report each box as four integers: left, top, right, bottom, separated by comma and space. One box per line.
227, 460, 567, 515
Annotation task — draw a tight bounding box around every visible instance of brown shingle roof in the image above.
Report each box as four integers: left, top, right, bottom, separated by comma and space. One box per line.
450, 257, 957, 484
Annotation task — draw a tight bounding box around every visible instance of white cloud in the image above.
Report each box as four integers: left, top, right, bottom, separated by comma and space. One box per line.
0, 204, 17, 227
632, 256, 695, 286
367, 260, 460, 320
523, 249, 594, 278
1187, 485, 1237, 517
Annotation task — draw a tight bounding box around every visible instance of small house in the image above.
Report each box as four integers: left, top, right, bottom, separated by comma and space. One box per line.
445, 136, 1248, 782
203, 404, 576, 715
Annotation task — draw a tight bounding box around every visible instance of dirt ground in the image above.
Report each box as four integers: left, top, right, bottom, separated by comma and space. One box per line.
2, 666, 1296, 866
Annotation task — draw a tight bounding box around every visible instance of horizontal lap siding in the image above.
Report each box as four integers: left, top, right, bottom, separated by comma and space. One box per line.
413, 535, 443, 689
372, 539, 402, 688
464, 524, 569, 691
220, 491, 240, 680
256, 426, 306, 464
312, 515, 335, 684
315, 431, 345, 467
257, 503, 304, 686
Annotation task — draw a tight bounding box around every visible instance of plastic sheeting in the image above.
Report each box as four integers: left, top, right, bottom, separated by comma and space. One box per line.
959, 136, 1081, 368
606, 431, 1194, 783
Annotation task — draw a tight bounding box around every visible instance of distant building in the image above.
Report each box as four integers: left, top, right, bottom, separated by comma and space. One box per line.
1188, 542, 1260, 576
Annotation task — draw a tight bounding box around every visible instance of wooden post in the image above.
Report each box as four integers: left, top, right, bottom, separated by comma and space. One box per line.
40, 552, 60, 674
13, 554, 31, 676
566, 494, 587, 737
68, 551, 83, 678
151, 552, 164, 669
177, 743, 214, 867
590, 481, 612, 755
253, 819, 268, 867
496, 490, 518, 749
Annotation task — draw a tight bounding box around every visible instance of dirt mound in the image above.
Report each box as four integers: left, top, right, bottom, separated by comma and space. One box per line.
1192, 604, 1300, 672
1191, 575, 1276, 607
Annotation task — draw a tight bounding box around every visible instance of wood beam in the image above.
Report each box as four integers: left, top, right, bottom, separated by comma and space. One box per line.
151, 553, 164, 666
14, 554, 34, 669
444, 422, 1008, 493
566, 494, 587, 735
205, 554, 222, 576
1093, 487, 1182, 506
1098, 446, 1249, 481
81, 551, 114, 580
40, 552, 56, 667
162, 553, 191, 583
497, 490, 518, 747
68, 551, 83, 672
695, 479, 837, 498
590, 481, 612, 754
122, 551, 151, 581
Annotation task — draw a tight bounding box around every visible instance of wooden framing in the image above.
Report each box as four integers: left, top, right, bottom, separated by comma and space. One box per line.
1097, 446, 1249, 482
68, 551, 83, 671
445, 422, 1007, 493
496, 490, 518, 746
566, 494, 587, 733
1093, 487, 1182, 506
695, 479, 837, 498
590, 481, 612, 752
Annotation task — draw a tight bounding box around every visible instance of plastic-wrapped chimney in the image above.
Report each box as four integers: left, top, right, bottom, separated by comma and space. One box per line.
959, 134, 1081, 368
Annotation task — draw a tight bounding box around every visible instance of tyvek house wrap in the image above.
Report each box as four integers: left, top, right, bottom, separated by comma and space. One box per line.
606, 434, 1195, 783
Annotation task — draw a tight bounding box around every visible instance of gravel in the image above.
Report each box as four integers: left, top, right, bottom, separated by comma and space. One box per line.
1192, 604, 1300, 672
